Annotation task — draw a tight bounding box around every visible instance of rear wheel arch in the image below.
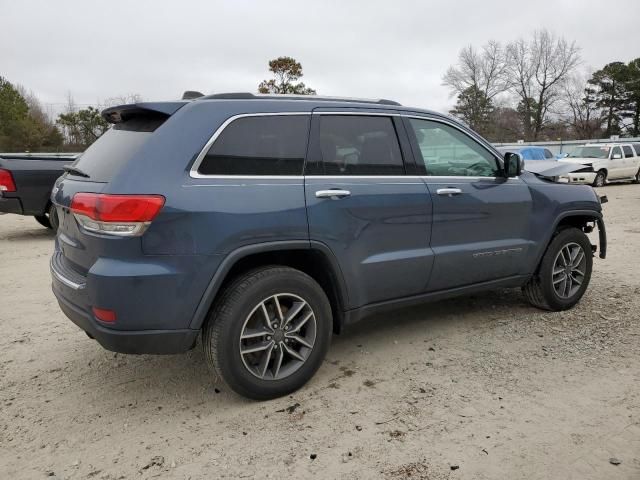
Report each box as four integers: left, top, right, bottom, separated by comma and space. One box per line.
192, 242, 349, 334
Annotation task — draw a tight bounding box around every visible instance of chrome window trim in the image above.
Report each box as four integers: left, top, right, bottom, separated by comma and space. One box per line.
402, 114, 504, 174
184, 175, 521, 182
189, 110, 505, 179
189, 112, 311, 179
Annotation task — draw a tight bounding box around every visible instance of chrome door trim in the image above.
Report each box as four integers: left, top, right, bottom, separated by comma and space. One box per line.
315, 189, 351, 199
436, 188, 463, 196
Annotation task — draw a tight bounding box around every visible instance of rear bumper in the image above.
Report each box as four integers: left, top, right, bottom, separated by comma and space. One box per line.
55, 293, 199, 354
0, 195, 23, 214
51, 254, 200, 354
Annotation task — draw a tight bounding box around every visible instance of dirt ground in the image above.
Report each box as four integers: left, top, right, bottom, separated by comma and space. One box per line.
1, 184, 639, 480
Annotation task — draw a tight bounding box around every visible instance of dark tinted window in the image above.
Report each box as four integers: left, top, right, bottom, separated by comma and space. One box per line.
199, 116, 309, 175
622, 145, 634, 158
318, 116, 404, 175
409, 118, 499, 177
632, 144, 640, 156
71, 116, 167, 182
544, 149, 554, 159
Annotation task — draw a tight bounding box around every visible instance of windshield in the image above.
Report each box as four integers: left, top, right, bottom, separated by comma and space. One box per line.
568, 146, 610, 159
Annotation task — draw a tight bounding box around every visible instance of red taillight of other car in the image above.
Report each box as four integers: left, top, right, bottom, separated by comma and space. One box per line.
70, 193, 165, 237
0, 169, 16, 192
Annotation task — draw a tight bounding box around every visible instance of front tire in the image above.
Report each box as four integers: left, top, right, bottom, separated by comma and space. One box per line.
592, 170, 606, 187
523, 227, 593, 311
203, 266, 332, 400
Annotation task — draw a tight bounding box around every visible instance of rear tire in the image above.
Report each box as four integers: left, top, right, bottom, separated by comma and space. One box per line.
523, 227, 593, 311
203, 266, 332, 400
34, 214, 52, 229
34, 204, 59, 231
592, 170, 606, 187
633, 168, 640, 184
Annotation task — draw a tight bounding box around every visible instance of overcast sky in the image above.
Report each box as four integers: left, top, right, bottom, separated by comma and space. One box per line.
2, 0, 639, 116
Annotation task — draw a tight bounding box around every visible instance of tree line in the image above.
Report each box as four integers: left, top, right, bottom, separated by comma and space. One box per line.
0, 77, 135, 152
444, 29, 640, 142
0, 57, 312, 153
3, 41, 638, 153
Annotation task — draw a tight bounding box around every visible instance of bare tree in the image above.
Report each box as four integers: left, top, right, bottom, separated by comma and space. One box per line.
443, 40, 509, 102
506, 29, 580, 140
443, 41, 509, 134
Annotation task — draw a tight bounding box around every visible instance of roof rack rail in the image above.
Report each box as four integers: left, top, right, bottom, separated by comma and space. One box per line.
200, 92, 401, 106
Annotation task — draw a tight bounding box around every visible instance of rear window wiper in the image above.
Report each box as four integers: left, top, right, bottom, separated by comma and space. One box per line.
63, 165, 90, 178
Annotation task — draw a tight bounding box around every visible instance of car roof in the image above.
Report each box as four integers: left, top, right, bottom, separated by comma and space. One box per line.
103, 93, 448, 123
195, 93, 444, 116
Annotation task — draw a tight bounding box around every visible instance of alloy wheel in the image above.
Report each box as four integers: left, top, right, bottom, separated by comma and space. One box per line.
239, 293, 317, 380
552, 242, 586, 299
594, 172, 605, 187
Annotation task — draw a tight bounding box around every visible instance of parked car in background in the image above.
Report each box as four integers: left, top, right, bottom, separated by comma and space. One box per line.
560, 143, 640, 187
496, 146, 578, 182
497, 146, 556, 161
0, 153, 78, 230
50, 94, 607, 400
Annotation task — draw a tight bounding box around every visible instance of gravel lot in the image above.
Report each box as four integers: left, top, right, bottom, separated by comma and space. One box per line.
1, 184, 639, 480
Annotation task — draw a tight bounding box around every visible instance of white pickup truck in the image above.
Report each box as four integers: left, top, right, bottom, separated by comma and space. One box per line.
560, 143, 640, 187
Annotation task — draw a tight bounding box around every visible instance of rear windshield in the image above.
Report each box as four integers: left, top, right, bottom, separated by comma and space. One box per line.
69, 116, 166, 182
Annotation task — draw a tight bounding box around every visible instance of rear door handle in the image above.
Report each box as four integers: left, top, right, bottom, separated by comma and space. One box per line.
315, 189, 351, 199
436, 188, 462, 196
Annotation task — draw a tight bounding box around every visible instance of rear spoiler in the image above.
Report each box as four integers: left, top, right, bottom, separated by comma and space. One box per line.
102, 102, 187, 124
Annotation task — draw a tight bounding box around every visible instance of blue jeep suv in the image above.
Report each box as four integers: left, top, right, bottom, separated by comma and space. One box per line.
50, 93, 606, 399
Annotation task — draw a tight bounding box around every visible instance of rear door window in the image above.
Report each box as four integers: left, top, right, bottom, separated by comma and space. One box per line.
70, 116, 167, 182
622, 145, 634, 158
316, 115, 404, 175
198, 115, 310, 176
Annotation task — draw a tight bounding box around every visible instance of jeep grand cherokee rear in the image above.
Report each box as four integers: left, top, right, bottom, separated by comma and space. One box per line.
51, 94, 605, 400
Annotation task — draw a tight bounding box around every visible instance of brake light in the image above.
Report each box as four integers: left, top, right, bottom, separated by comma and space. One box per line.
92, 307, 116, 323
71, 193, 165, 236
0, 169, 16, 192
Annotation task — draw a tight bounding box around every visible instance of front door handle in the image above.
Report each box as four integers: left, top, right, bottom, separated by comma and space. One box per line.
436, 188, 462, 196
315, 189, 351, 199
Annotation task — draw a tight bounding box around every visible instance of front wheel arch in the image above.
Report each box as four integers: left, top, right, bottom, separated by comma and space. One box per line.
531, 211, 603, 274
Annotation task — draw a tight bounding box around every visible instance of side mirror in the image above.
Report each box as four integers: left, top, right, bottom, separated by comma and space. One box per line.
504, 152, 522, 177
612, 153, 622, 159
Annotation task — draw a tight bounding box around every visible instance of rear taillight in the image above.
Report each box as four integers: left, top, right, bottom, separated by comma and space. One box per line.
0, 169, 16, 192
70, 193, 165, 237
